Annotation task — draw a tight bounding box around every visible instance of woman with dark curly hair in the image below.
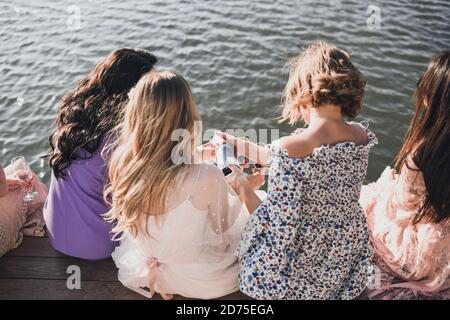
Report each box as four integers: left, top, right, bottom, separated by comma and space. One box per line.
44, 48, 157, 260
211, 41, 378, 299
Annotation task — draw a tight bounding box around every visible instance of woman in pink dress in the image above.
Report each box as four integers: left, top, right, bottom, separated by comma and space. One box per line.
0, 163, 48, 257
360, 51, 450, 300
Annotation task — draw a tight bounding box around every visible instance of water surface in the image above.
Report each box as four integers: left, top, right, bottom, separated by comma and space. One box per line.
0, 0, 449, 182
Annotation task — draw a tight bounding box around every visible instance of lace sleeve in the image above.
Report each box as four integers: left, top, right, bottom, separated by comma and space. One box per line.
393, 158, 426, 212
189, 164, 249, 247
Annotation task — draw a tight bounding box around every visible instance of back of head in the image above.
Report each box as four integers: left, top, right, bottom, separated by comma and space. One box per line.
49, 48, 157, 179
282, 41, 365, 124
105, 71, 200, 239
395, 50, 450, 224
88, 48, 157, 95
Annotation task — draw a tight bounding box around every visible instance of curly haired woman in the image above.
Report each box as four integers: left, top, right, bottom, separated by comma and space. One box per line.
44, 48, 157, 260
213, 41, 378, 299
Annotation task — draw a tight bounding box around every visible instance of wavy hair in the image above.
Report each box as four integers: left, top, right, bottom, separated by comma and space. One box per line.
104, 71, 201, 239
281, 41, 365, 124
394, 50, 450, 224
48, 48, 157, 179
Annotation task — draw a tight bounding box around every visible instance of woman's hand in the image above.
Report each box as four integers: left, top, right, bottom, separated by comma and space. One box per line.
226, 166, 266, 192
226, 165, 263, 214
0, 163, 28, 196
225, 165, 250, 195
211, 131, 269, 166
246, 167, 266, 190
195, 142, 216, 162
6, 177, 27, 190
210, 131, 239, 148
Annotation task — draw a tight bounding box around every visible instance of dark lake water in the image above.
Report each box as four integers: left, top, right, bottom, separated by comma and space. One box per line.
0, 0, 449, 183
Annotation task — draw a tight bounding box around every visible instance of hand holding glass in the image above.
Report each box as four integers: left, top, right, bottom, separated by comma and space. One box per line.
10, 156, 38, 202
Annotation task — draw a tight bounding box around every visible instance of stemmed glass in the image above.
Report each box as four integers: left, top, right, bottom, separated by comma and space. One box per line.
10, 156, 38, 202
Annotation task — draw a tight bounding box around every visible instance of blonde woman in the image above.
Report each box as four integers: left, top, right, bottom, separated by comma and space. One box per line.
214, 41, 377, 299
104, 71, 250, 299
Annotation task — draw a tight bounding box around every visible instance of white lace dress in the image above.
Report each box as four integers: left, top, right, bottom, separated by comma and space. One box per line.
112, 164, 249, 299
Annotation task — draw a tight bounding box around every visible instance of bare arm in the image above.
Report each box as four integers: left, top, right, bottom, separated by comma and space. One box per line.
238, 183, 262, 213
194, 142, 216, 163
226, 166, 262, 213
213, 131, 269, 166
0, 165, 8, 197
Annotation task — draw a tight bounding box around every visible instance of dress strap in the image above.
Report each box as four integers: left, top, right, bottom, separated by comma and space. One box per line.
182, 164, 203, 202
359, 120, 370, 130
350, 120, 370, 130
191, 165, 203, 194
194, 164, 203, 185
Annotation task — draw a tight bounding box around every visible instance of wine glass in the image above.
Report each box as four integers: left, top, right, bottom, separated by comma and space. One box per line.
10, 156, 38, 202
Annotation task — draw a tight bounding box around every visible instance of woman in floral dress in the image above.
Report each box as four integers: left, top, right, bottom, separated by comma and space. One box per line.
214, 41, 378, 299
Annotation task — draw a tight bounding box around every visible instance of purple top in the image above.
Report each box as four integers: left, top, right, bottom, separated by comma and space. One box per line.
44, 141, 117, 260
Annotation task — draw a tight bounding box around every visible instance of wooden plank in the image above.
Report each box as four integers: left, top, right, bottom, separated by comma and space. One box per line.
1, 236, 251, 300
0, 256, 118, 281
215, 291, 252, 300
0, 278, 251, 300
5, 236, 65, 258
0, 278, 150, 300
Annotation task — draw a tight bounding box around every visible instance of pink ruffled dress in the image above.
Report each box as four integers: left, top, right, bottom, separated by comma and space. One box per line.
360, 158, 449, 300
0, 163, 48, 257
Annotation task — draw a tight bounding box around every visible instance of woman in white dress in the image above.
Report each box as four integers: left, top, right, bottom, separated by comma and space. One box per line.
104, 70, 256, 299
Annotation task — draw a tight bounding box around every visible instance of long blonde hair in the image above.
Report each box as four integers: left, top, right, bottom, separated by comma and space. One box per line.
281, 41, 365, 125
104, 71, 201, 239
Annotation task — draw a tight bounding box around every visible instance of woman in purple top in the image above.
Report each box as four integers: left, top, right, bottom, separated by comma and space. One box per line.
44, 48, 157, 260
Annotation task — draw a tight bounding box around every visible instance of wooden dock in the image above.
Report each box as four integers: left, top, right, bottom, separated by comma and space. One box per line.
0, 236, 251, 300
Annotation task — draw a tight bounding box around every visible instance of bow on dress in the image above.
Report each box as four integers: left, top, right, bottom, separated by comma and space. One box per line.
146, 257, 173, 300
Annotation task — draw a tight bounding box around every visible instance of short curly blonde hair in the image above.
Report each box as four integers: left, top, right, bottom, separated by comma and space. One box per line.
281, 41, 366, 124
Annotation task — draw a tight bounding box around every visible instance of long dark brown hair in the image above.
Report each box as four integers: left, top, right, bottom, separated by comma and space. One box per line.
394, 50, 450, 224
48, 48, 157, 179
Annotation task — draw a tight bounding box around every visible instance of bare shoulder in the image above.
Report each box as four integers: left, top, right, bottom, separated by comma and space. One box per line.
0, 165, 7, 196
348, 122, 369, 146
194, 163, 225, 183
279, 131, 316, 159
0, 164, 5, 183
181, 164, 227, 202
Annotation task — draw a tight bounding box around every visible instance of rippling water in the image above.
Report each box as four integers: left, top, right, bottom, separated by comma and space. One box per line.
0, 0, 449, 183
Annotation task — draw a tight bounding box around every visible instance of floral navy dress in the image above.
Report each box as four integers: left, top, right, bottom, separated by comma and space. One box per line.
236, 124, 378, 299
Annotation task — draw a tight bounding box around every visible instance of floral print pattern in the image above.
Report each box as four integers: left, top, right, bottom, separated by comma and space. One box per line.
236, 125, 378, 299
